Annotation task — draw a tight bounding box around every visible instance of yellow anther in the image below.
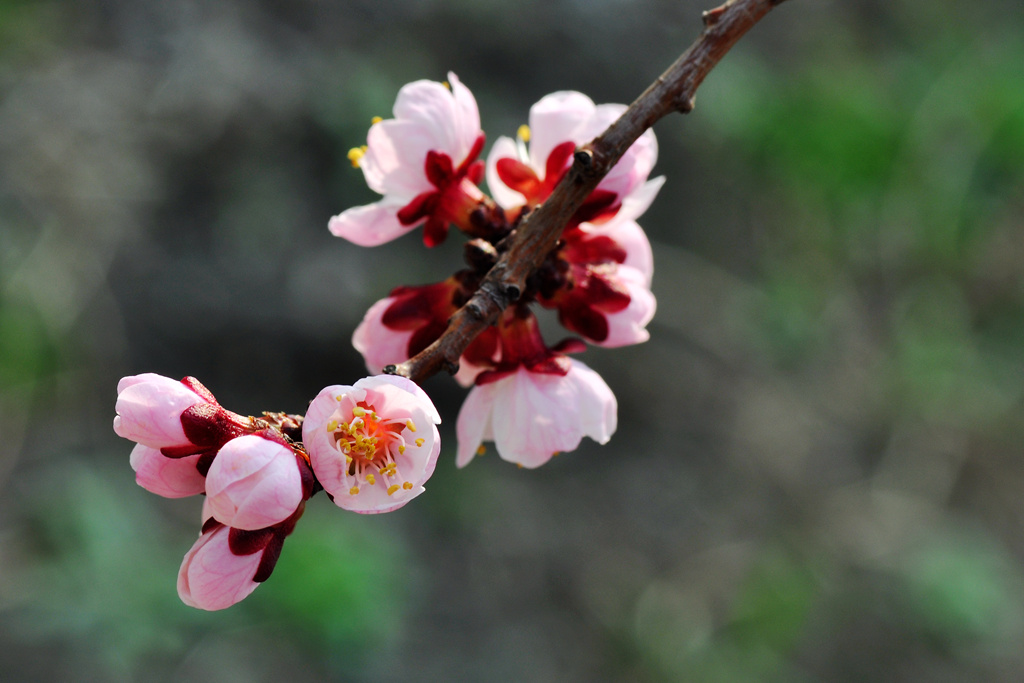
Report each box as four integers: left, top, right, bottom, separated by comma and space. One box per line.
405, 419, 417, 432
398, 444, 406, 454
347, 146, 367, 168
345, 455, 352, 463
366, 474, 376, 485
415, 438, 425, 448
371, 116, 383, 125
442, 80, 451, 90
387, 484, 400, 496
352, 406, 367, 417
403, 481, 414, 490
349, 486, 360, 495
326, 420, 337, 432
517, 124, 531, 142
335, 395, 343, 401
476, 445, 487, 456
517, 464, 524, 469
552, 451, 559, 457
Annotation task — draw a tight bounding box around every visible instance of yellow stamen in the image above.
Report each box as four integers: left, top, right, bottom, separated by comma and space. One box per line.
405, 419, 417, 432
442, 80, 451, 90
517, 124, 531, 142
403, 481, 413, 490
366, 474, 376, 485
349, 486, 360, 495
371, 116, 383, 125
476, 445, 487, 456
352, 406, 367, 417
347, 146, 367, 168
398, 444, 406, 454
387, 484, 400, 496
415, 438, 425, 448
326, 420, 338, 432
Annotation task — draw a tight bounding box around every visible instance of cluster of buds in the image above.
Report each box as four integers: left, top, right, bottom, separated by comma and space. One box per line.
113, 373, 439, 609
339, 73, 660, 468
114, 72, 660, 610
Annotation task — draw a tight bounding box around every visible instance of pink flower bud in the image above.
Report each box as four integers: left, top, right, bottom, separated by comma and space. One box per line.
113, 373, 210, 449
177, 523, 262, 611
456, 359, 617, 469
129, 444, 206, 498
204, 434, 305, 530
303, 375, 441, 514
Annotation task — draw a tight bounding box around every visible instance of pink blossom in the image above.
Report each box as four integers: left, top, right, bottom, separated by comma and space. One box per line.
329, 72, 486, 247
129, 443, 207, 498
302, 375, 441, 514
177, 523, 263, 611
113, 373, 210, 449
204, 433, 307, 530
352, 278, 498, 386
485, 91, 661, 223
456, 358, 617, 469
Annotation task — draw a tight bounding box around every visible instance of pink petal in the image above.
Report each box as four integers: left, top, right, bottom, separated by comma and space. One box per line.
177, 524, 262, 611
455, 382, 497, 468
328, 201, 412, 247
351, 297, 416, 374
129, 443, 206, 498
528, 91, 595, 173
598, 274, 656, 348
485, 136, 528, 210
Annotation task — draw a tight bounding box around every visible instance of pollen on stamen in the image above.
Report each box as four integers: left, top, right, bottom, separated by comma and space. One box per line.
517, 124, 531, 142
349, 486, 360, 495
347, 146, 367, 168
352, 406, 367, 417
326, 420, 338, 432
415, 438, 425, 448
476, 445, 487, 456
386, 484, 400, 496
405, 419, 417, 432
366, 474, 376, 485
402, 482, 413, 490
442, 80, 451, 90
370, 116, 383, 125
398, 444, 406, 454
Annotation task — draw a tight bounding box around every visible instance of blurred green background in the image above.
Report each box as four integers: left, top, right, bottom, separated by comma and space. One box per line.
2, 0, 1024, 680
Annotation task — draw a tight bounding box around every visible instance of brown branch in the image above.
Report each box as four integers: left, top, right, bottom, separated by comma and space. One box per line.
391, 0, 789, 383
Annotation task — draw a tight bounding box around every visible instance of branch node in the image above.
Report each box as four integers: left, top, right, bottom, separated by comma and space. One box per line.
504, 283, 521, 302
702, 6, 726, 27
675, 95, 696, 114
573, 148, 594, 173
442, 358, 460, 376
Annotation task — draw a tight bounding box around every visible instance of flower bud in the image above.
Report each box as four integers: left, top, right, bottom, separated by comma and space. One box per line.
204, 434, 306, 530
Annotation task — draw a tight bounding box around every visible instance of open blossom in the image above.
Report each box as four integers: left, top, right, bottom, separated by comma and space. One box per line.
330, 72, 487, 247
455, 308, 617, 468
204, 433, 312, 530
456, 358, 617, 469
302, 375, 441, 514
177, 510, 302, 611
352, 276, 499, 386
485, 90, 661, 225
541, 218, 657, 347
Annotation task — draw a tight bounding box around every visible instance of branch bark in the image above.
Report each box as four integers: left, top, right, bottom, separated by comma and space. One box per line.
390, 0, 789, 383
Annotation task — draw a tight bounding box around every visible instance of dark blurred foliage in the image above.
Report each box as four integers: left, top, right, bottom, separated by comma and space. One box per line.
2, 0, 1024, 680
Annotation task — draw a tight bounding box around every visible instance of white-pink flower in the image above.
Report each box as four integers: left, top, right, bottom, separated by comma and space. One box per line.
302, 375, 441, 514
204, 434, 306, 530
456, 359, 617, 469
129, 443, 207, 498
485, 90, 662, 220
329, 72, 486, 248
113, 373, 210, 449
177, 523, 263, 611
